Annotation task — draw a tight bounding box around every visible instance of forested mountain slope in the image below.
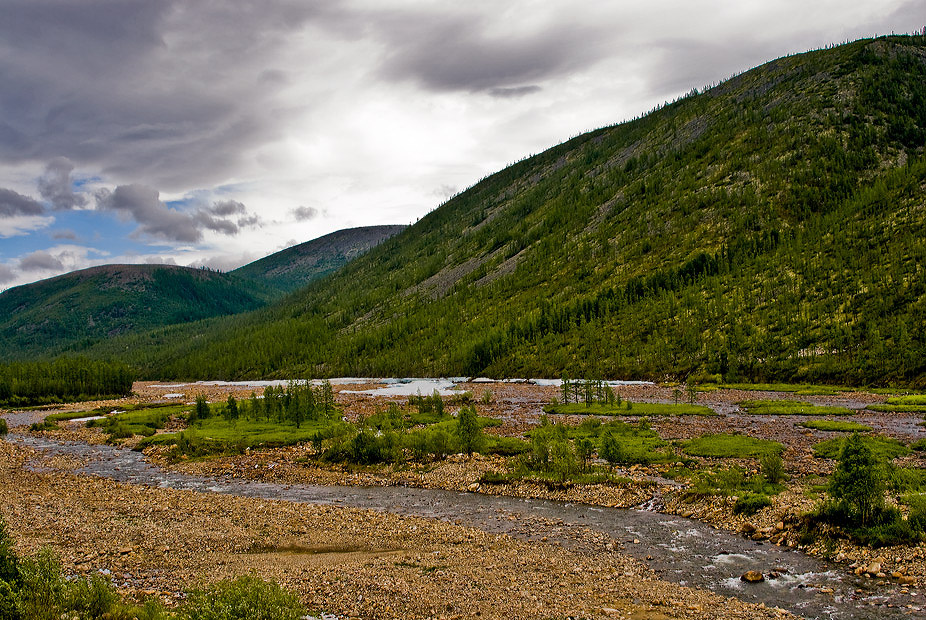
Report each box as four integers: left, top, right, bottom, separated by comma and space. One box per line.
0, 265, 274, 360
92, 36, 926, 386
230, 225, 406, 295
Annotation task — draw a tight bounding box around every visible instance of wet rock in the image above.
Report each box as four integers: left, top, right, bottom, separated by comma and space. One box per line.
740, 571, 765, 583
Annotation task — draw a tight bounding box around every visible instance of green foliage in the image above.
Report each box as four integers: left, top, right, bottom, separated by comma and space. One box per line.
0, 358, 133, 407
689, 466, 784, 499
760, 453, 787, 484
178, 576, 306, 620
682, 433, 783, 458
812, 435, 910, 460
0, 418, 7, 436
867, 395, 926, 412
800, 419, 872, 432
733, 493, 773, 516
456, 406, 483, 456
543, 402, 715, 416
717, 383, 846, 395
0, 518, 19, 586
738, 400, 854, 416
828, 433, 885, 526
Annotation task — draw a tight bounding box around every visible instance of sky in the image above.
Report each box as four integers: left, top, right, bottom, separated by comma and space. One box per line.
0, 0, 922, 291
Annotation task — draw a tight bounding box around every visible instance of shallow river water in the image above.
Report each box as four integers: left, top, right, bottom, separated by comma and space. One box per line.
6, 433, 924, 619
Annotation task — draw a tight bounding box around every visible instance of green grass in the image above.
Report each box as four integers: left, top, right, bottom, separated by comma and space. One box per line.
681, 433, 784, 458
739, 400, 854, 416
866, 395, 926, 412
717, 383, 850, 396
142, 417, 330, 451
812, 435, 910, 460
543, 402, 716, 416
45, 410, 106, 423
800, 420, 873, 432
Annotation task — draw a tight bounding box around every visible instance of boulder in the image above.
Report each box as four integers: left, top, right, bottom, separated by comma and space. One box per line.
741, 571, 765, 583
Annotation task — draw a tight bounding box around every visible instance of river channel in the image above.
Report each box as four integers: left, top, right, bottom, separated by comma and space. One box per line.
6, 432, 923, 619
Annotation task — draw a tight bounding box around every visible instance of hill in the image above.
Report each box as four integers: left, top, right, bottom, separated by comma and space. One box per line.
77, 36, 926, 386
0, 264, 274, 360
230, 225, 406, 295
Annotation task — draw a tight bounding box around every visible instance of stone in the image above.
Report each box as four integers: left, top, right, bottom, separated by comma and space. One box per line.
740, 571, 765, 583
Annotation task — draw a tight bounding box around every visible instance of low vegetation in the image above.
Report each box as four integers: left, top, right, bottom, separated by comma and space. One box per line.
681, 433, 784, 458
0, 517, 307, 620
800, 420, 872, 432
543, 402, 715, 416
738, 400, 854, 416
812, 435, 910, 460
866, 395, 926, 413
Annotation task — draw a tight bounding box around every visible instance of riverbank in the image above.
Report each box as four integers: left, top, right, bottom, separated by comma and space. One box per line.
0, 438, 794, 620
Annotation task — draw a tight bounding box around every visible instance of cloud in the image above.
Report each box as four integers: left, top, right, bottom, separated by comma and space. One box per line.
94, 184, 261, 241
488, 85, 543, 98
375, 10, 611, 93
0, 264, 15, 284
0, 187, 45, 216
292, 206, 319, 221
52, 229, 79, 240
38, 157, 87, 210
19, 250, 64, 271
96, 184, 203, 243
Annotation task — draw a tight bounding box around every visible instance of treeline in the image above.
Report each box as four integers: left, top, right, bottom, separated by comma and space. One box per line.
0, 358, 134, 407
189, 381, 336, 427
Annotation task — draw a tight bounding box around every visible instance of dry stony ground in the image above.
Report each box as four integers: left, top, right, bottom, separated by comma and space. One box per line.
0, 439, 795, 620
4, 379, 926, 617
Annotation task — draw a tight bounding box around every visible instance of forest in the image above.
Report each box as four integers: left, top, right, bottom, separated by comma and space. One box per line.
0, 358, 134, 407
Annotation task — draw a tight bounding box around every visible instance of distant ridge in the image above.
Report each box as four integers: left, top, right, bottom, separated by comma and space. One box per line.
231, 225, 406, 294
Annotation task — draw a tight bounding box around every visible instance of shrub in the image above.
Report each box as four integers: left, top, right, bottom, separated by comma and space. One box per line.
761, 453, 787, 484
733, 493, 773, 515
456, 406, 484, 456
0, 517, 20, 586
178, 576, 306, 620
0, 418, 7, 436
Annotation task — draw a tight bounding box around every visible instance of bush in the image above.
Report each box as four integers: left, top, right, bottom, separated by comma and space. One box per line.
733, 493, 773, 515
178, 576, 306, 620
761, 453, 787, 484
0, 418, 7, 436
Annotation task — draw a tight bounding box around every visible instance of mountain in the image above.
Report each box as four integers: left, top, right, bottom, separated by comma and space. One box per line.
0, 226, 403, 360
72, 36, 926, 386
230, 225, 406, 295
0, 264, 272, 360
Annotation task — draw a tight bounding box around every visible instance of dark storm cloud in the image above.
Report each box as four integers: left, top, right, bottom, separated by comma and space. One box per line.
206, 200, 247, 217
19, 250, 64, 272
0, 0, 340, 190
0, 188, 45, 217
488, 85, 543, 99
375, 11, 612, 93
38, 157, 87, 210
292, 206, 319, 221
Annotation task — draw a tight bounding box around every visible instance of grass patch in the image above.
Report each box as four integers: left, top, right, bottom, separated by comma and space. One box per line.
543, 402, 715, 416
681, 433, 784, 458
739, 400, 853, 416
866, 395, 926, 413
142, 417, 330, 452
812, 435, 910, 460
800, 420, 872, 432
717, 383, 848, 396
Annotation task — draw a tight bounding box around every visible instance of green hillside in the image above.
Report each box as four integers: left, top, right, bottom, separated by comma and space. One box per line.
230, 225, 406, 294
0, 264, 274, 360
84, 36, 926, 385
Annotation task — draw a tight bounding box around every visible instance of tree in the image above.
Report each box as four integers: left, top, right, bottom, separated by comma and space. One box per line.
224, 395, 239, 421
192, 395, 210, 424
576, 437, 594, 471
829, 433, 884, 526
599, 432, 622, 469
456, 406, 483, 456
